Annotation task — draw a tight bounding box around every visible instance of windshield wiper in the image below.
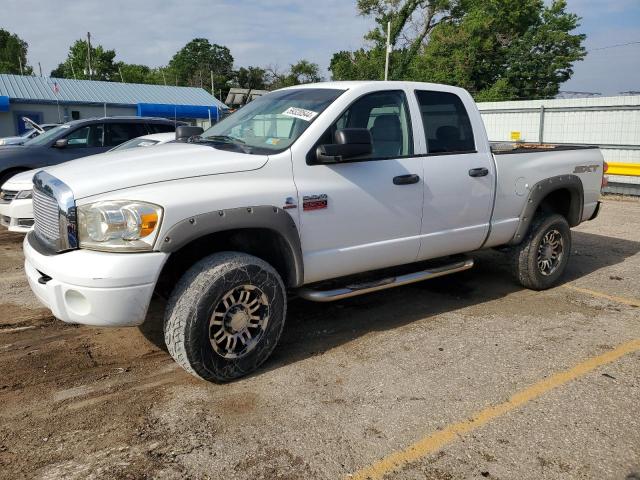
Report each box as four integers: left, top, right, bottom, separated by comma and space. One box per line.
199, 135, 246, 145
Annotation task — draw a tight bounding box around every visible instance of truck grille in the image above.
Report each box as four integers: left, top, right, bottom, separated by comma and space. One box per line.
33, 187, 61, 244
31, 171, 78, 252
0, 189, 18, 203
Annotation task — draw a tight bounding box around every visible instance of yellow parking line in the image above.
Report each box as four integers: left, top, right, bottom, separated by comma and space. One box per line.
348, 339, 640, 480
563, 284, 640, 307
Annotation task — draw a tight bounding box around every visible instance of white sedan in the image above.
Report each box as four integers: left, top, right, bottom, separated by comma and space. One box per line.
0, 133, 175, 233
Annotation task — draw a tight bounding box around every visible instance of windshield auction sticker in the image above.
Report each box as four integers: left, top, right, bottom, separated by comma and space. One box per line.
282, 107, 318, 122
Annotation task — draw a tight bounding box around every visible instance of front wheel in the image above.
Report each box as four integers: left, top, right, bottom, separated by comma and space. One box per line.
164, 252, 286, 382
511, 213, 572, 290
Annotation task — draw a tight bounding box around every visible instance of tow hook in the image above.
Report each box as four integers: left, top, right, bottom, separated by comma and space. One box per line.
37, 272, 52, 285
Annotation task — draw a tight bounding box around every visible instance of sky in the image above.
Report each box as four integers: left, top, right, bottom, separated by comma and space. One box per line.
1, 0, 639, 96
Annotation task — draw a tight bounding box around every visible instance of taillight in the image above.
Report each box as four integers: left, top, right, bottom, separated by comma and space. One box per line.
603, 161, 609, 173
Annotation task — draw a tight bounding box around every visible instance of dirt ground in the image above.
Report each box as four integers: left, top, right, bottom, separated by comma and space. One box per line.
1, 198, 639, 480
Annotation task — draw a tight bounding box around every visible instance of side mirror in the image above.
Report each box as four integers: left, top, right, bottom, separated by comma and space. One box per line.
175, 126, 204, 142
315, 128, 372, 164
53, 138, 68, 148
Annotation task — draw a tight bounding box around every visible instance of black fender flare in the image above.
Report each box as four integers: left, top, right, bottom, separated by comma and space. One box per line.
509, 174, 584, 245
158, 206, 304, 287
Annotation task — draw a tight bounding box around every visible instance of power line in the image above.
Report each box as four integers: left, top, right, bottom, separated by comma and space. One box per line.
590, 40, 640, 52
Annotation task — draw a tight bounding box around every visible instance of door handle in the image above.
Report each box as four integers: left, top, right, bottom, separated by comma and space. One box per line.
393, 174, 420, 185
468, 167, 489, 177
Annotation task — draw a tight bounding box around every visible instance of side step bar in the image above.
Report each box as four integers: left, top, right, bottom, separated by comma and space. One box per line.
297, 258, 474, 303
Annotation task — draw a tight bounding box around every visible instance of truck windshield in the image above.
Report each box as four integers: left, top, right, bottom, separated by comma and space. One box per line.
198, 88, 344, 154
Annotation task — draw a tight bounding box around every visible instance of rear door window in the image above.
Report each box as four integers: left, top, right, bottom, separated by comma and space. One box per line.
105, 123, 147, 147
415, 90, 475, 154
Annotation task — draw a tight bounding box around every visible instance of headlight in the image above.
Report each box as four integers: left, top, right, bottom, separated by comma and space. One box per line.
0, 140, 5, 146
15, 190, 32, 200
78, 201, 163, 252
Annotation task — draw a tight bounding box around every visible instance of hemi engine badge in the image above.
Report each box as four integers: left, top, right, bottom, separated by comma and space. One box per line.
283, 197, 297, 209
303, 194, 328, 211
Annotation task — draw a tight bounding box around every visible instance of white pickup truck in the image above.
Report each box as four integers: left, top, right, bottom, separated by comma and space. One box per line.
23, 81, 605, 382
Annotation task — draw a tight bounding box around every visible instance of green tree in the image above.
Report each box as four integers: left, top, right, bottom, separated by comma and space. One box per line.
330, 0, 585, 100
266, 60, 323, 89
0, 29, 33, 75
50, 39, 118, 80
113, 63, 168, 85
168, 38, 234, 89
288, 59, 323, 84
235, 66, 267, 90
116, 63, 152, 83
329, 48, 386, 81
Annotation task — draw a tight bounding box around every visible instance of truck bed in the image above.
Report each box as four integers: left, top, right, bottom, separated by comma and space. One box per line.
483, 142, 604, 249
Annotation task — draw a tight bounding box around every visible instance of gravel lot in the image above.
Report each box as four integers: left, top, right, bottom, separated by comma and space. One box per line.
0, 197, 639, 480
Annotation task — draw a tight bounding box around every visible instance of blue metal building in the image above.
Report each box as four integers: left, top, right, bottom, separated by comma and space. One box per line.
0, 74, 227, 136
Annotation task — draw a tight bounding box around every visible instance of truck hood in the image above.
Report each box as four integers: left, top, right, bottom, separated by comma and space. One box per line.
44, 143, 269, 199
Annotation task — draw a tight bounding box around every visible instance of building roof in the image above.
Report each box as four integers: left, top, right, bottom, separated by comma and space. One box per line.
0, 74, 227, 109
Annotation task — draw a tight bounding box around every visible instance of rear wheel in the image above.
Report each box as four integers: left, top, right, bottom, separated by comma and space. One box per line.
164, 252, 286, 382
511, 213, 571, 290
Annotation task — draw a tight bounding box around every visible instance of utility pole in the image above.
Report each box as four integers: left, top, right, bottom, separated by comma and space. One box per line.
71, 61, 77, 80
119, 66, 124, 82
18, 56, 24, 75
86, 32, 93, 80
211, 70, 214, 95
38, 62, 43, 77
384, 21, 391, 81
161, 68, 167, 86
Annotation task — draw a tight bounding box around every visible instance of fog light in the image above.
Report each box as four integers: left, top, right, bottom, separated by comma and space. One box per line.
65, 290, 91, 316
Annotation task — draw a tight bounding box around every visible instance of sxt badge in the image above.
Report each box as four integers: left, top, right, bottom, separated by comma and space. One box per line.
573, 165, 599, 173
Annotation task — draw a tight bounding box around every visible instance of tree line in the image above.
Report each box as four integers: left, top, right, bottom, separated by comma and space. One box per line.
0, 33, 323, 99
0, 0, 586, 101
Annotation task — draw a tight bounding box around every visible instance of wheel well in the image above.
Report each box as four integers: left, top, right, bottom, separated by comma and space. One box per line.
539, 189, 571, 219
509, 176, 584, 246
537, 188, 581, 227
156, 228, 298, 297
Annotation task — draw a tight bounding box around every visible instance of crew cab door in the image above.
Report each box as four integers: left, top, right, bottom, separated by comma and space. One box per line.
413, 89, 494, 260
291, 89, 424, 284
104, 122, 148, 149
